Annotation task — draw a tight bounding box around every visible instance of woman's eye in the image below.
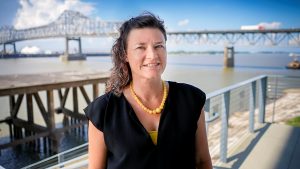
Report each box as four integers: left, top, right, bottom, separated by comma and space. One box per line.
136, 46, 145, 50
155, 45, 165, 49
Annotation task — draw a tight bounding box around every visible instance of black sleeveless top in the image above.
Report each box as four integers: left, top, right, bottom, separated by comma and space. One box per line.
84, 81, 206, 169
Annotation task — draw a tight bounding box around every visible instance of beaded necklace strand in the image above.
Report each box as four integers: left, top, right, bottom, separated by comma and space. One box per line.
130, 81, 167, 114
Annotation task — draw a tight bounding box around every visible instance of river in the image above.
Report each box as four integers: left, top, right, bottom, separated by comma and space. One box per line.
0, 53, 299, 168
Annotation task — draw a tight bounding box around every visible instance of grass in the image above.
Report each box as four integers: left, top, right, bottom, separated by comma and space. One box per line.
285, 116, 300, 127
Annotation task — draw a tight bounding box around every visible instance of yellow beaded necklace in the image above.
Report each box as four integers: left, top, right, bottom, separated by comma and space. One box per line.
130, 81, 168, 114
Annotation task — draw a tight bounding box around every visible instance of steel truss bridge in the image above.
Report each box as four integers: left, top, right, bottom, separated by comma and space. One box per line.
167, 29, 300, 46
0, 10, 300, 55
0, 10, 123, 44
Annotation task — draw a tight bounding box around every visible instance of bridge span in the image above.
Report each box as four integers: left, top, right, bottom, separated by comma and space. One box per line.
168, 29, 300, 46
1, 10, 300, 65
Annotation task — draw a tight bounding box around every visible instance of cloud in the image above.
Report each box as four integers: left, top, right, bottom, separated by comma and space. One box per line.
14, 0, 95, 29
21, 46, 41, 54
258, 22, 281, 29
178, 19, 189, 26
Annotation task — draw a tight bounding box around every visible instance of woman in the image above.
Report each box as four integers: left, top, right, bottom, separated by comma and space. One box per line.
84, 12, 212, 169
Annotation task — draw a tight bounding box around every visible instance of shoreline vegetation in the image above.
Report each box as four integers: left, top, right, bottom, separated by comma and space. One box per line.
286, 116, 300, 127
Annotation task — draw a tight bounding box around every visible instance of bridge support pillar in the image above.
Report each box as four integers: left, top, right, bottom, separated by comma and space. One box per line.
65, 37, 83, 55
224, 46, 234, 67
3, 42, 17, 55
65, 37, 69, 56
62, 37, 85, 61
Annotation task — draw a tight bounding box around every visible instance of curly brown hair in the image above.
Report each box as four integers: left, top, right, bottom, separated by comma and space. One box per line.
105, 12, 167, 96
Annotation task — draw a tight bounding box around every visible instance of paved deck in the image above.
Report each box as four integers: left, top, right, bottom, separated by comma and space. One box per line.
47, 124, 300, 169
214, 123, 300, 169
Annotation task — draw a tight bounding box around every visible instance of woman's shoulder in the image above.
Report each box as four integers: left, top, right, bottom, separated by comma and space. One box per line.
83, 91, 118, 131
168, 81, 206, 118
169, 81, 206, 98
85, 91, 123, 111
91, 92, 112, 107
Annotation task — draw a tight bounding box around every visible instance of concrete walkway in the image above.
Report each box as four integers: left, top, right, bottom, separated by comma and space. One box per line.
214, 123, 300, 169
240, 124, 300, 169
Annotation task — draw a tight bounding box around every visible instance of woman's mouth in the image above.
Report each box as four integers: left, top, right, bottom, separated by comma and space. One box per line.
143, 63, 160, 67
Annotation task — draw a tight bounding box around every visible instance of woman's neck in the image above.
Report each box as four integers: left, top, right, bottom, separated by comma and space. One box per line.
131, 78, 163, 101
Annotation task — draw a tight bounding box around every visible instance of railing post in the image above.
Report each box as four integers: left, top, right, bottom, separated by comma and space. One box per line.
220, 91, 230, 163
259, 77, 267, 123
249, 81, 256, 133
204, 99, 210, 133
58, 153, 65, 167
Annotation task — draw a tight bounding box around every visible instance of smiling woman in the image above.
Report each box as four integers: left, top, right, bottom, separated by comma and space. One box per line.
84, 11, 213, 169
126, 27, 167, 82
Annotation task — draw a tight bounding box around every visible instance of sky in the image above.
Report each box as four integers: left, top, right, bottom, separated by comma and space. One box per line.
1, 0, 300, 53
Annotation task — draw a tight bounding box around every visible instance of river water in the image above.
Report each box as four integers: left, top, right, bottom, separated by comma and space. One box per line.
0, 53, 299, 168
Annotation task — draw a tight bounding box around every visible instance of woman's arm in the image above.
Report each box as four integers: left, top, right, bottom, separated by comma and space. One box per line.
88, 120, 107, 169
195, 108, 213, 169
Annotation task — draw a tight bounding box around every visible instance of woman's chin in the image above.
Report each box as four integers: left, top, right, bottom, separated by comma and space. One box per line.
143, 72, 164, 80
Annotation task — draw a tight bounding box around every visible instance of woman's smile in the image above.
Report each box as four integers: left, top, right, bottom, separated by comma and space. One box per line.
142, 62, 161, 68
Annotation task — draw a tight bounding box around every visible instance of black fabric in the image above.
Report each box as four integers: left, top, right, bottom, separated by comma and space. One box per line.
84, 81, 206, 169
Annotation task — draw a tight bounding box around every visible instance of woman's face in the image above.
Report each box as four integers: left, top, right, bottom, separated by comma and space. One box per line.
126, 28, 167, 81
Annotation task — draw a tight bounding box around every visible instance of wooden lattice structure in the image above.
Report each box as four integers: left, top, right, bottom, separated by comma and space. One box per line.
0, 71, 109, 153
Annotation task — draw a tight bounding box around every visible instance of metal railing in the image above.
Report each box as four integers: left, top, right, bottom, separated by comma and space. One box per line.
205, 74, 300, 163
205, 75, 267, 162
23, 74, 300, 168
22, 143, 88, 169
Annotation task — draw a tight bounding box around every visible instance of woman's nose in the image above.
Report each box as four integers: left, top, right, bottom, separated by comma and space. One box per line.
146, 46, 157, 59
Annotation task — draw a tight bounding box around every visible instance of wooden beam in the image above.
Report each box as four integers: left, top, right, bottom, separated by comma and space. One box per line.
73, 87, 78, 114
0, 120, 87, 150
0, 77, 108, 96
61, 108, 86, 120
47, 90, 55, 131
11, 94, 24, 118
26, 94, 34, 123
58, 88, 69, 108
93, 83, 99, 99
56, 120, 87, 132
12, 118, 47, 132
79, 86, 91, 104
33, 92, 51, 128
0, 118, 11, 124
0, 131, 50, 150
9, 95, 15, 116
61, 88, 69, 108
58, 89, 63, 103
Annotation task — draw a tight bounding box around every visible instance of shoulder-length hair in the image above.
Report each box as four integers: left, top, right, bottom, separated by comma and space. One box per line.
105, 12, 167, 96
